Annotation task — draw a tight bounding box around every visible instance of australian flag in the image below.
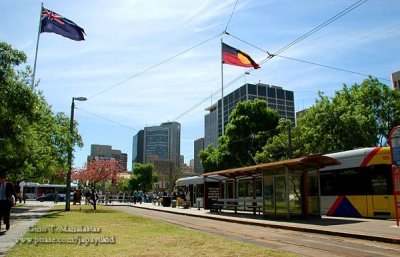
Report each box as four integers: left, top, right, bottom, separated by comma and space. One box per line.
41, 7, 85, 41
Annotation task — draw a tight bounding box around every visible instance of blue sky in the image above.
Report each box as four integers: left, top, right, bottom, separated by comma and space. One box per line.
1, 0, 399, 170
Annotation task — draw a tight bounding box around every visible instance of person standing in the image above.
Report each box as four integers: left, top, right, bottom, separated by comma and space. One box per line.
54, 190, 59, 204
0, 172, 16, 233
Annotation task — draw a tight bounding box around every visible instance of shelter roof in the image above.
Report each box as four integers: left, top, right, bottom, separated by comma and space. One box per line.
201, 155, 340, 179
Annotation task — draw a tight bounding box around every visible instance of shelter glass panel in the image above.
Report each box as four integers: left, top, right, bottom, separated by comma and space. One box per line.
288, 175, 302, 214
263, 176, 274, 214
274, 176, 287, 214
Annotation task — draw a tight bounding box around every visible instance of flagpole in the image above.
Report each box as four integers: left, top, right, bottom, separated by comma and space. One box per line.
31, 2, 43, 89
221, 38, 225, 136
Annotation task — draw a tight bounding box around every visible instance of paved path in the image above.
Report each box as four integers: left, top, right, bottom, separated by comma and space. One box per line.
0, 201, 54, 257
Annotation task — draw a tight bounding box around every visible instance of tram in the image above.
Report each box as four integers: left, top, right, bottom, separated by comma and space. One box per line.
320, 147, 395, 218
21, 182, 78, 199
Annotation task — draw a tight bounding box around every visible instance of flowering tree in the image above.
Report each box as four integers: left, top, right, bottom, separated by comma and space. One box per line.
72, 160, 120, 186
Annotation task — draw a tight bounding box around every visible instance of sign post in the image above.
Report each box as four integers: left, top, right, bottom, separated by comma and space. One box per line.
388, 126, 400, 227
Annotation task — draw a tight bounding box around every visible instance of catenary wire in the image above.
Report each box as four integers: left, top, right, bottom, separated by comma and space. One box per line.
174, 0, 372, 121
224, 0, 239, 33
87, 32, 223, 100
228, 32, 390, 82
76, 107, 140, 131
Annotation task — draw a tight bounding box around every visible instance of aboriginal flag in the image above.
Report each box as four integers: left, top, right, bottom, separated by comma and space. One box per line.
222, 43, 259, 69
41, 7, 85, 41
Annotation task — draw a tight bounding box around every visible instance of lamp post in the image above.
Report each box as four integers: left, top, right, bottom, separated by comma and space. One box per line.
66, 97, 87, 211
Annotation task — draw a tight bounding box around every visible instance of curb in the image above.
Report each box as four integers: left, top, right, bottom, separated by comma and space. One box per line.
120, 204, 400, 245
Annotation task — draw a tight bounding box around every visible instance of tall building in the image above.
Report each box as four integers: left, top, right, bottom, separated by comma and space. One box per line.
132, 130, 144, 167
204, 83, 295, 146
392, 71, 400, 91
142, 121, 181, 168
193, 138, 204, 173
88, 144, 127, 171
204, 103, 218, 148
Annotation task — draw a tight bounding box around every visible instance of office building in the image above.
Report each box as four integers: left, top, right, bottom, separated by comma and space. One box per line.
88, 144, 127, 172
193, 138, 204, 173
142, 121, 181, 168
132, 130, 144, 167
392, 71, 400, 91
204, 83, 295, 146
204, 103, 218, 148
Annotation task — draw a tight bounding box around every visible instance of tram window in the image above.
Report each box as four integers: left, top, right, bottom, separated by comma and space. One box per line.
369, 165, 391, 195
320, 173, 337, 195
336, 169, 369, 195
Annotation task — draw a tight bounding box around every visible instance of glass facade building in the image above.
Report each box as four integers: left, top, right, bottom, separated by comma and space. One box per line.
209, 83, 295, 138
141, 122, 181, 168
203, 83, 295, 149
132, 130, 144, 167
193, 138, 204, 173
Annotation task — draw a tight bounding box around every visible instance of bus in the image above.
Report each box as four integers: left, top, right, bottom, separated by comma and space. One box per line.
21, 182, 78, 200
320, 147, 395, 218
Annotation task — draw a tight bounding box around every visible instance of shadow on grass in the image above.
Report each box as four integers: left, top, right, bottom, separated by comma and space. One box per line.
64, 205, 120, 214
211, 211, 366, 226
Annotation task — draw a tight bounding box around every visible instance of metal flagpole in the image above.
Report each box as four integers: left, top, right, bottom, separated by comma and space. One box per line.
221, 38, 225, 136
31, 2, 43, 89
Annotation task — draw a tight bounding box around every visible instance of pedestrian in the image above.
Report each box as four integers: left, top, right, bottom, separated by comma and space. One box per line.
54, 190, 59, 204
0, 172, 16, 233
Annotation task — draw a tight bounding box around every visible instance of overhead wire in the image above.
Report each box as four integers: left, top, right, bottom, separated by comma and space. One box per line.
76, 107, 140, 131
224, 0, 239, 33
174, 0, 369, 121
77, 0, 373, 148
87, 32, 223, 100
271, 0, 368, 56
228, 32, 390, 82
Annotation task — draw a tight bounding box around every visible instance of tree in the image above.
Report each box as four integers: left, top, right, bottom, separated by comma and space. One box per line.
0, 42, 83, 182
259, 77, 400, 161
200, 99, 279, 171
72, 160, 119, 187
256, 119, 296, 162
128, 163, 157, 192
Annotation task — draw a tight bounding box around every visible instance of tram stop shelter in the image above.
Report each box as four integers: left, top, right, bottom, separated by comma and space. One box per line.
201, 155, 340, 219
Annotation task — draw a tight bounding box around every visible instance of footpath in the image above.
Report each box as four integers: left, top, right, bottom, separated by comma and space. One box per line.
0, 201, 53, 257
111, 201, 400, 244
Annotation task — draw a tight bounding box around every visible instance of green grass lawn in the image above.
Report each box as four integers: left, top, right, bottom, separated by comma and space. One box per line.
7, 204, 297, 257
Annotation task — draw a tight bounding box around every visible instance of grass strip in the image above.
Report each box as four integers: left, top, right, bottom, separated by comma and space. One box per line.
7, 204, 296, 257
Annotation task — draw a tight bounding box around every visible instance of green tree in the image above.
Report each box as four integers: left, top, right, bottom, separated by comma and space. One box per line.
128, 163, 157, 192
200, 99, 279, 171
0, 42, 83, 182
259, 77, 400, 161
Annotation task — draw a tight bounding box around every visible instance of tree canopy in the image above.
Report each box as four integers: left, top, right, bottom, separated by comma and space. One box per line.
200, 99, 279, 171
128, 163, 157, 192
0, 42, 83, 182
72, 160, 119, 186
258, 77, 400, 162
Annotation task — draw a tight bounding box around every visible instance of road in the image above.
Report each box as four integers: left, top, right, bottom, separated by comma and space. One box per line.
113, 206, 400, 257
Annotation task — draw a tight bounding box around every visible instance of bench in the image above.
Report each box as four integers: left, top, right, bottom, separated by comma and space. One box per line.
216, 198, 263, 215
209, 203, 223, 213
246, 205, 262, 215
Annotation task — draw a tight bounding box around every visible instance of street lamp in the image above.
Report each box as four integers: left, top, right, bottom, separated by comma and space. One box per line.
66, 96, 87, 211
